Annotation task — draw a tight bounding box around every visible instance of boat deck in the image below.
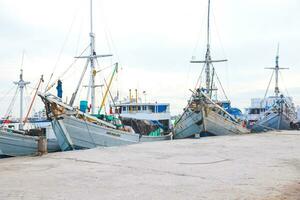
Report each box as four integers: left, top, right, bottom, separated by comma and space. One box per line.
0, 131, 300, 199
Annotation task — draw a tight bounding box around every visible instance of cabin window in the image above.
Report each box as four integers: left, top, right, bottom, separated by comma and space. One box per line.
149, 105, 155, 113
142, 106, 147, 110
249, 109, 261, 114
122, 106, 127, 111
138, 106, 141, 111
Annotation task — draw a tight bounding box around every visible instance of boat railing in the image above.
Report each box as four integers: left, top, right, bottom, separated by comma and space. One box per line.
39, 92, 118, 129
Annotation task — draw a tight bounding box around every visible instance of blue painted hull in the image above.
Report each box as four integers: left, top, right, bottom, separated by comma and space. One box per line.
0, 131, 60, 157
252, 112, 292, 132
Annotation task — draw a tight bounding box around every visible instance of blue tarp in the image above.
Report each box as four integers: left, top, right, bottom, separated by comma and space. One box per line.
151, 120, 167, 131
227, 108, 243, 118
157, 105, 167, 113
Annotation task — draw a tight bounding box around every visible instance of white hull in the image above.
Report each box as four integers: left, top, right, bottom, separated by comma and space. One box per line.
175, 108, 248, 138
203, 109, 249, 136
52, 115, 172, 151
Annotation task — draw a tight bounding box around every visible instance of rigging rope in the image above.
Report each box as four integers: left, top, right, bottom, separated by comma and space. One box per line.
194, 63, 206, 90
279, 71, 291, 98
100, 8, 122, 95
212, 10, 228, 60
96, 63, 116, 73
74, 16, 84, 56
45, 45, 90, 92
0, 85, 17, 105
4, 87, 19, 119
27, 80, 39, 115
84, 117, 97, 147
24, 87, 31, 114
188, 6, 207, 94
263, 70, 274, 101
100, 7, 121, 64
211, 64, 229, 101
45, 11, 78, 91
212, 11, 231, 97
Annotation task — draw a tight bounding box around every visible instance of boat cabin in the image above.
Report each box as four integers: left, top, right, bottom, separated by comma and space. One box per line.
245, 96, 294, 127
111, 102, 171, 129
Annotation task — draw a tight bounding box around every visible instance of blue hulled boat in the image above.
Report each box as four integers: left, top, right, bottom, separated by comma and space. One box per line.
251, 47, 297, 132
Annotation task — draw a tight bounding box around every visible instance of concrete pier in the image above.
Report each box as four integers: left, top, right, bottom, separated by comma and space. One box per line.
0, 131, 300, 199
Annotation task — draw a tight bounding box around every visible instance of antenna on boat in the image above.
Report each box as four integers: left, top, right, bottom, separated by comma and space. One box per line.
190, 0, 227, 98
265, 43, 289, 98
71, 0, 112, 114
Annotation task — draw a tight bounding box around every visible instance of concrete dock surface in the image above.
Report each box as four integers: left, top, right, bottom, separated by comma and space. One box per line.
0, 131, 300, 200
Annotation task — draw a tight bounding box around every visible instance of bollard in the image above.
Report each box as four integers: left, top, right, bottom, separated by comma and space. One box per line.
38, 136, 48, 155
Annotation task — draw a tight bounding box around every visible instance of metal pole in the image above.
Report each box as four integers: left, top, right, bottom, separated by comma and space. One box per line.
14, 69, 30, 130
20, 73, 23, 130
207, 0, 211, 49
275, 56, 279, 97
90, 0, 96, 114
275, 45, 280, 97
90, 0, 93, 34
205, 0, 211, 94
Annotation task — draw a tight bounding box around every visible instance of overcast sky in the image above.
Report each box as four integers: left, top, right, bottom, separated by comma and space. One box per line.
0, 0, 299, 117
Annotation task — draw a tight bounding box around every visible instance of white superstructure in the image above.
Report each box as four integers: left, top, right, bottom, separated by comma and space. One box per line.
110, 90, 171, 129
245, 96, 295, 126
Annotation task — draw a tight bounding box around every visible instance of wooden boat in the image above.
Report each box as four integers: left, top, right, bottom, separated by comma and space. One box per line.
0, 69, 60, 157
0, 129, 59, 157
38, 0, 172, 151
174, 0, 249, 138
39, 94, 172, 151
251, 50, 297, 132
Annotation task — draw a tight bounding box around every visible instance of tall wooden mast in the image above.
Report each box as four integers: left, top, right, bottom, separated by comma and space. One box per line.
71, 0, 112, 114
190, 0, 227, 98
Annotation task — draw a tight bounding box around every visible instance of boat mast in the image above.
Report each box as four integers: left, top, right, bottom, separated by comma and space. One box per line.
205, 0, 211, 92
73, 0, 112, 114
190, 0, 227, 98
274, 46, 279, 97
89, 0, 96, 114
14, 69, 30, 130
265, 44, 288, 98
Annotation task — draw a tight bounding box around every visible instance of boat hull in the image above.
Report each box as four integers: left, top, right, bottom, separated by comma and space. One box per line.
174, 109, 203, 139
0, 131, 60, 157
252, 112, 292, 132
203, 109, 249, 136
39, 94, 172, 151
174, 107, 248, 139
52, 115, 173, 151
140, 133, 173, 142
52, 115, 139, 150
